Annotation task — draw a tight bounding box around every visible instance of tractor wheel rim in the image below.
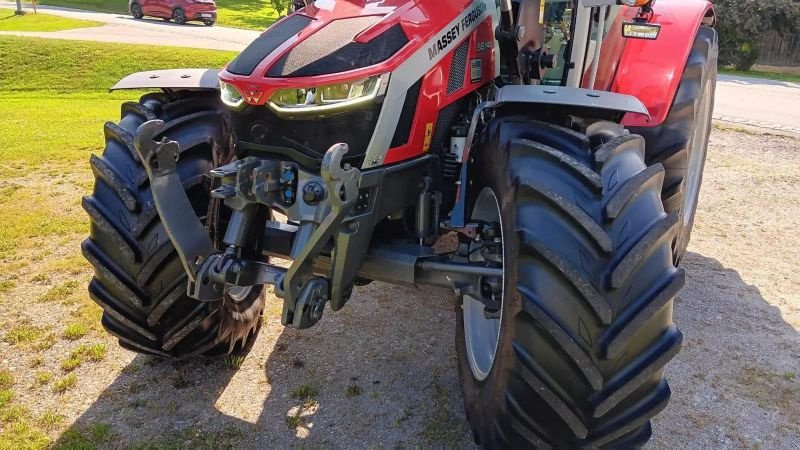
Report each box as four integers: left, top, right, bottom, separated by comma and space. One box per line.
684, 80, 713, 226
227, 286, 253, 303
463, 187, 505, 381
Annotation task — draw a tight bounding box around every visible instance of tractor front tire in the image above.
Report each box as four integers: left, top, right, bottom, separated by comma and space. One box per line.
457, 117, 684, 448
632, 26, 718, 262
82, 92, 264, 357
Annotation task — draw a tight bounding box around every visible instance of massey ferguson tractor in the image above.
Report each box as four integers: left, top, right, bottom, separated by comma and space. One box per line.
82, 0, 717, 446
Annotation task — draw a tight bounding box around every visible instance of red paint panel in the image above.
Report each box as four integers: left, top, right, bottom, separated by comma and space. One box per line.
383, 16, 496, 164
613, 0, 714, 127
219, 0, 478, 105
582, 6, 638, 91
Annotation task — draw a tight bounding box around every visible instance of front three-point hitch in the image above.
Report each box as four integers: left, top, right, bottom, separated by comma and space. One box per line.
134, 120, 503, 330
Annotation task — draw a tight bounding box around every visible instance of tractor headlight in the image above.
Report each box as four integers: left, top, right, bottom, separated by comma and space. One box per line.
220, 80, 245, 109
268, 75, 384, 118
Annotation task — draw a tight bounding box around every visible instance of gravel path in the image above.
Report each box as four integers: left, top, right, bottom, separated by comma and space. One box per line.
2, 126, 798, 448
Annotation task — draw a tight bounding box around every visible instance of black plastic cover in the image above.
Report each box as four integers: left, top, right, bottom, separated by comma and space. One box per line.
227, 15, 313, 76
267, 22, 408, 78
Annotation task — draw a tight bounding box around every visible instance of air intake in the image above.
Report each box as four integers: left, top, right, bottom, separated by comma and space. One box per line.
447, 39, 470, 95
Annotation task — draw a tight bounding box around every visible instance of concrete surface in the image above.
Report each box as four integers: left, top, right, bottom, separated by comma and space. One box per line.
714, 74, 800, 134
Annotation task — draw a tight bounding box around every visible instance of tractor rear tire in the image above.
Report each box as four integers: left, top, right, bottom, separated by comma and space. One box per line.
632, 26, 718, 263
82, 92, 264, 357
457, 117, 684, 448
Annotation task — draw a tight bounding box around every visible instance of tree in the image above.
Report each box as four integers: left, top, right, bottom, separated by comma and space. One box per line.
713, 0, 800, 70
270, 0, 292, 16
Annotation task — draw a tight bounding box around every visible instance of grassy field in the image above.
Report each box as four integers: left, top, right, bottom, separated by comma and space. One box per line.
0, 7, 100, 31
37, 0, 282, 29
720, 68, 800, 83
0, 36, 235, 447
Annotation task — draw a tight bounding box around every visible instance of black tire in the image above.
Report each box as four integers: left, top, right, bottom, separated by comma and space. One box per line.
172, 8, 186, 25
204, 20, 215, 26
457, 117, 684, 448
82, 92, 265, 357
130, 2, 143, 19
632, 26, 718, 262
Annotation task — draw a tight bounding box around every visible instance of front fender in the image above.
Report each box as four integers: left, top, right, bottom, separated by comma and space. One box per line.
613, 0, 715, 127
110, 69, 220, 92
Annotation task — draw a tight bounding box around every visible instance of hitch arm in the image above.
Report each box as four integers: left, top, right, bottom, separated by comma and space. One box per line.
133, 120, 217, 283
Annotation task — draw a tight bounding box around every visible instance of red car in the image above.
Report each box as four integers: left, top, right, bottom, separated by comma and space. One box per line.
129, 0, 217, 26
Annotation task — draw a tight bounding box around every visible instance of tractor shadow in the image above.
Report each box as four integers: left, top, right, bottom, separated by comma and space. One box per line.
53, 252, 800, 448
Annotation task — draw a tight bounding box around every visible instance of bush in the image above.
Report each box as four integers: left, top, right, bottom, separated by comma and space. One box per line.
713, 0, 800, 71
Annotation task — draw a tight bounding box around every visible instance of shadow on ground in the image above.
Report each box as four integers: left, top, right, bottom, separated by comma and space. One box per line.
53, 282, 472, 448
53, 252, 800, 448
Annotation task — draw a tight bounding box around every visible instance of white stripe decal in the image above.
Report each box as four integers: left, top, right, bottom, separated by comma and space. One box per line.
362, 0, 498, 168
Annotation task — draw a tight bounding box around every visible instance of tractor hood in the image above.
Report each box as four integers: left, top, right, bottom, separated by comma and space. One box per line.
218, 0, 487, 106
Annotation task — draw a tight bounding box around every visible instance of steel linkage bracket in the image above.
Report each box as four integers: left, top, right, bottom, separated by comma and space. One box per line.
133, 120, 219, 292
279, 143, 360, 328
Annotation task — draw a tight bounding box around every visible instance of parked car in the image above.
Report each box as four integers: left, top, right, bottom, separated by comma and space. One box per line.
129, 0, 216, 26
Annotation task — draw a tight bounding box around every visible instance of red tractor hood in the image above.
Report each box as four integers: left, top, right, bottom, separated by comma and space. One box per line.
219, 0, 489, 105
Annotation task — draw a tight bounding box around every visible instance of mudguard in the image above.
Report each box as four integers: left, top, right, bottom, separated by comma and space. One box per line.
110, 69, 220, 91
613, 0, 715, 127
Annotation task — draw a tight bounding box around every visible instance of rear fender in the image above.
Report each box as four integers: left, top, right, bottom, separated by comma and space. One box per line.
110, 69, 220, 92
613, 0, 715, 127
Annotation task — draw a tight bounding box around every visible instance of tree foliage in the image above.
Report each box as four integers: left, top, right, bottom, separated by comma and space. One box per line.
269, 0, 292, 15
713, 0, 800, 70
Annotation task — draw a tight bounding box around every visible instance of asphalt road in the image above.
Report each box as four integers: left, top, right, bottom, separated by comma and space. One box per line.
4, 2, 799, 133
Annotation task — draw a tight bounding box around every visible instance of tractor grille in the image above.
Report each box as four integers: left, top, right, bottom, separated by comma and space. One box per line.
231, 102, 383, 171
447, 40, 470, 95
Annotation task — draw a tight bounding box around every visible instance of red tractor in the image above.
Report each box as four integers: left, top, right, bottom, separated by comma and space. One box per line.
83, 0, 716, 446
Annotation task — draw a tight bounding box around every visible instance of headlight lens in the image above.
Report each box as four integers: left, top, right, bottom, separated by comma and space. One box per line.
268, 75, 383, 116
619, 0, 651, 6
220, 80, 245, 109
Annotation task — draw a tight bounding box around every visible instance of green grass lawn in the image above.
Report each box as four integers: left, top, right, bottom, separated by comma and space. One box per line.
37, 0, 128, 15
0, 37, 235, 445
0, 35, 235, 238
0, 7, 101, 31
720, 68, 800, 84
37, 0, 282, 29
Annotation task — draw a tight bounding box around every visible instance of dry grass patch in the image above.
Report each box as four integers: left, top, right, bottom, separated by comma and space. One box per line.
3, 322, 47, 347
38, 409, 64, 431
61, 343, 107, 372
34, 333, 57, 352
52, 373, 77, 394
0, 370, 13, 390
0, 389, 13, 408
0, 279, 15, 293
35, 371, 52, 386
38, 280, 80, 303
63, 322, 89, 341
